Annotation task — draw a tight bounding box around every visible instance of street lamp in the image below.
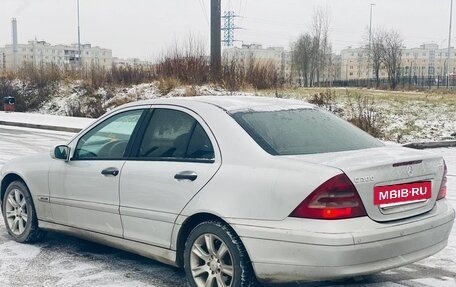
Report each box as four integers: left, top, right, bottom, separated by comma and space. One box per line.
368, 3, 376, 82
447, 0, 453, 87
77, 0, 81, 68
369, 4, 375, 45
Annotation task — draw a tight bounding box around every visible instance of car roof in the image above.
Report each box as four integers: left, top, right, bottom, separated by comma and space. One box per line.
125, 96, 315, 113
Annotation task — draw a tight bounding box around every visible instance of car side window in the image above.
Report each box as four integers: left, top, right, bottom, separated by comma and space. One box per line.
73, 109, 144, 160
137, 109, 214, 161
186, 123, 215, 160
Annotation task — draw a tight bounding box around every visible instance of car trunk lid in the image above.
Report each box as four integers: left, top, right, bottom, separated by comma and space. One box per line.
284, 146, 445, 222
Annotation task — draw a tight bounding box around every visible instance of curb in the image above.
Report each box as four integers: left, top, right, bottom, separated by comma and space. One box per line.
0, 121, 83, 133
403, 140, 456, 150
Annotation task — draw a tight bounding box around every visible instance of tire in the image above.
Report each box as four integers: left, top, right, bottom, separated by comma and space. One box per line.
2, 180, 46, 243
184, 220, 257, 287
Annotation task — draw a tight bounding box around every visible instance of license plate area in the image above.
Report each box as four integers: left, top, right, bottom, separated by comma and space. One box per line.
374, 181, 432, 206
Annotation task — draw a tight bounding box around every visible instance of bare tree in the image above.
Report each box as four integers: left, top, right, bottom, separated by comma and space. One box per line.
368, 29, 386, 88
292, 33, 313, 86
311, 7, 331, 86
292, 7, 332, 87
366, 28, 403, 89
380, 30, 403, 89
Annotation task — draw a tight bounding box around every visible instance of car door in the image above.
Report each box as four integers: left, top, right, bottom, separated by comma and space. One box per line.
48, 107, 147, 236
119, 106, 221, 248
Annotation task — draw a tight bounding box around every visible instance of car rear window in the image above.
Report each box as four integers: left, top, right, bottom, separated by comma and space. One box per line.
231, 108, 384, 155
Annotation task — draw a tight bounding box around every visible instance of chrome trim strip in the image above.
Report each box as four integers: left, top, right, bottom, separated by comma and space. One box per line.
50, 197, 119, 214
380, 199, 428, 210
120, 206, 177, 223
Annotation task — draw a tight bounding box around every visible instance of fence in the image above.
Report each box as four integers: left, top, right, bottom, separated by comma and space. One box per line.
328, 76, 456, 89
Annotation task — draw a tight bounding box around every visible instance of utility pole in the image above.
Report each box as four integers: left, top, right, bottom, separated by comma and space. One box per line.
447, 0, 453, 88
77, 0, 82, 69
211, 0, 221, 80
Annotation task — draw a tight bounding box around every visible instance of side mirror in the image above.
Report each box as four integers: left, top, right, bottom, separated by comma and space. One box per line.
51, 145, 71, 161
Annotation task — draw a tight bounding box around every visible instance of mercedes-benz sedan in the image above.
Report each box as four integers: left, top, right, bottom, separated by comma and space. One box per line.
1, 96, 454, 287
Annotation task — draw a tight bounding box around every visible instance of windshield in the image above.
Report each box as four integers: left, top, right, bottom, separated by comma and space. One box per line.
231, 108, 384, 155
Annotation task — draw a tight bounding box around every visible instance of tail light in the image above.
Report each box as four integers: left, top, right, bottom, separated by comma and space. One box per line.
290, 173, 367, 220
437, 161, 448, 200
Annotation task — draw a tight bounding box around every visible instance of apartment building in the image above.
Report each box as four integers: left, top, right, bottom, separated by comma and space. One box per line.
402, 44, 456, 78
340, 43, 456, 80
113, 57, 152, 68
340, 47, 371, 80
1, 40, 113, 70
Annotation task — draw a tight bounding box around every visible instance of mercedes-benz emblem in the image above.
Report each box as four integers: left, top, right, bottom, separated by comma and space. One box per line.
407, 166, 414, 176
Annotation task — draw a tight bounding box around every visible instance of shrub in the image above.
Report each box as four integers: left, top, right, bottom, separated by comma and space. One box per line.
65, 84, 106, 118
345, 91, 385, 138
221, 58, 246, 91
308, 89, 340, 114
221, 57, 281, 91
17, 63, 61, 88
158, 78, 180, 95
108, 65, 154, 86
184, 86, 199, 97
155, 37, 210, 85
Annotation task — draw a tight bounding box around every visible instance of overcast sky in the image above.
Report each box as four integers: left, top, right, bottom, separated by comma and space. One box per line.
0, 0, 453, 60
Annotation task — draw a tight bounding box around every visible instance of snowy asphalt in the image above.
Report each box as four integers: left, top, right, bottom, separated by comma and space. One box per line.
0, 125, 455, 287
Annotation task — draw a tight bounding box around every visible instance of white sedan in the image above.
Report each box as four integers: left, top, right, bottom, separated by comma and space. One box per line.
1, 96, 454, 287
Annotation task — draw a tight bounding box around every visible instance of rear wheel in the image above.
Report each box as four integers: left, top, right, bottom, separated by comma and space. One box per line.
2, 181, 46, 243
184, 221, 256, 287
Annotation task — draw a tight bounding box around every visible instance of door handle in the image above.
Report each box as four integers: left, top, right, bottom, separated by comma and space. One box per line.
101, 167, 119, 176
174, 171, 198, 181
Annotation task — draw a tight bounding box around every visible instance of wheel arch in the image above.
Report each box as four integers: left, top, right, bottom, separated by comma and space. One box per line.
175, 212, 252, 268
1, 173, 26, 205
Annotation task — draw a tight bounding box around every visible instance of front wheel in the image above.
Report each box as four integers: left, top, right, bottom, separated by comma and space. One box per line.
184, 221, 256, 287
2, 180, 46, 243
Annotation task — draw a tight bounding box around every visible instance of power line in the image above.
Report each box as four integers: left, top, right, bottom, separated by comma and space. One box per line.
198, 0, 209, 25
241, 15, 304, 28
239, 0, 248, 26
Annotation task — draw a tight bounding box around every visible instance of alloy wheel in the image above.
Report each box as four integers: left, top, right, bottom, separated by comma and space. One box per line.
190, 233, 234, 287
5, 188, 28, 235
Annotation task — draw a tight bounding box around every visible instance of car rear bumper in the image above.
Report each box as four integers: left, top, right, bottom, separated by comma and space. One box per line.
230, 200, 455, 283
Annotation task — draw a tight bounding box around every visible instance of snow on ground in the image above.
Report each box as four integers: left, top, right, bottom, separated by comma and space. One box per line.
9, 82, 456, 146
0, 126, 455, 286
288, 92, 456, 144
39, 83, 252, 117
0, 126, 74, 166
376, 100, 456, 143
36, 83, 456, 144
0, 111, 94, 130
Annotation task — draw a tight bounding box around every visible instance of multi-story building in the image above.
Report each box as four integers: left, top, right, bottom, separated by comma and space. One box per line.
78, 43, 113, 69
223, 44, 292, 81
340, 43, 456, 81
1, 40, 113, 71
113, 57, 152, 68
402, 44, 456, 78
